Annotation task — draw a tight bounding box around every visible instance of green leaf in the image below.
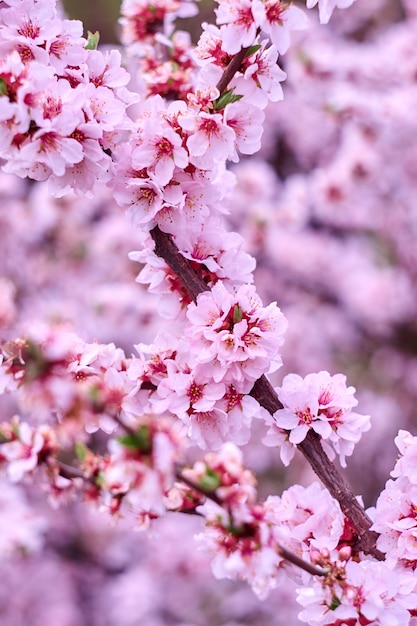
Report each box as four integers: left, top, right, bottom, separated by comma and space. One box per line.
75, 441, 88, 462
0, 431, 9, 443
245, 44, 261, 58
118, 425, 152, 453
233, 305, 243, 324
0, 78, 8, 97
88, 385, 100, 403
329, 595, 342, 611
95, 472, 105, 488
213, 89, 244, 111
85, 31, 100, 50
199, 467, 221, 492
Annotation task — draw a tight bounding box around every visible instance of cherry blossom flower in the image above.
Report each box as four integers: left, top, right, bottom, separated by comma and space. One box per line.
215, 0, 260, 55
119, 0, 198, 45
0, 419, 55, 482
253, 0, 309, 55
224, 100, 265, 159
372, 431, 417, 569
239, 42, 287, 107
185, 281, 287, 384
131, 123, 188, 187
179, 110, 236, 169
306, 0, 357, 24
264, 482, 344, 564
297, 558, 417, 625
265, 371, 370, 467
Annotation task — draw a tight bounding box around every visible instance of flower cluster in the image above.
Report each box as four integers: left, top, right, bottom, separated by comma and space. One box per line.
297, 555, 417, 626
79, 415, 183, 527
191, 445, 351, 600
127, 328, 266, 450
185, 281, 288, 383
263, 371, 371, 467
372, 430, 417, 570
0, 0, 134, 195
0, 323, 136, 434
0, 416, 56, 482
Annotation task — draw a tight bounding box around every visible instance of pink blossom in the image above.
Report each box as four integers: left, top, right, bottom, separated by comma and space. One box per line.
152, 360, 226, 417
264, 482, 344, 561
306, 0, 357, 24
0, 420, 49, 482
240, 43, 287, 107
175, 217, 256, 287
224, 100, 265, 159
297, 559, 417, 625
185, 281, 287, 383
179, 110, 236, 169
270, 371, 370, 466
391, 430, 417, 484
253, 1, 309, 55
215, 0, 259, 55
131, 123, 188, 187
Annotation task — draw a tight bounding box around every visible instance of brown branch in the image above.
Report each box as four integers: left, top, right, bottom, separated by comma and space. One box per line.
176, 470, 328, 577
297, 432, 383, 559
216, 46, 251, 95
150, 224, 383, 560
57, 460, 85, 480
151, 225, 209, 302
277, 545, 328, 577
175, 468, 223, 506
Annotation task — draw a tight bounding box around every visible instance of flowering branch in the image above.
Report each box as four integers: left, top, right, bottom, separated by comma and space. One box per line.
150, 221, 382, 559
151, 225, 209, 301
215, 45, 251, 95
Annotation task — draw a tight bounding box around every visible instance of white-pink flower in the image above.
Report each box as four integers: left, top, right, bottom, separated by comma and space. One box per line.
0, 421, 46, 482
185, 281, 287, 384
306, 0, 357, 24
253, 0, 309, 55
269, 371, 370, 466
215, 0, 259, 55
179, 110, 236, 169
131, 123, 188, 187
224, 101, 265, 159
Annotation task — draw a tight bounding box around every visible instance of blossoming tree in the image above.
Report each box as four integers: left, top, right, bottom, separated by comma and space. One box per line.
1, 0, 417, 624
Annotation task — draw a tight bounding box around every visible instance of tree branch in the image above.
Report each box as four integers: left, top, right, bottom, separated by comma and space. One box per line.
151, 225, 209, 302
149, 226, 383, 560
216, 46, 251, 95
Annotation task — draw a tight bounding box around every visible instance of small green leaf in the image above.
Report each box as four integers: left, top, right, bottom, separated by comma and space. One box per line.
199, 467, 221, 492
75, 441, 88, 462
118, 425, 152, 453
214, 89, 244, 111
0, 77, 8, 97
328, 595, 342, 611
88, 385, 100, 403
245, 44, 261, 58
85, 31, 100, 50
233, 305, 243, 324
0, 431, 9, 443
95, 472, 105, 488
